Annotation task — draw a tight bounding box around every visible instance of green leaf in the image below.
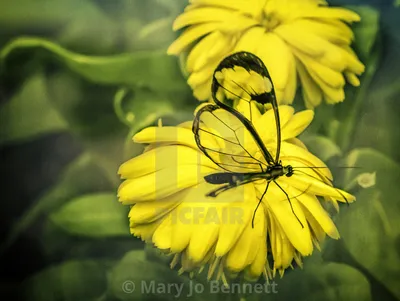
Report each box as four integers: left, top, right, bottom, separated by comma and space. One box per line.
156, 0, 187, 14
145, 244, 172, 266
302, 135, 342, 162
49, 193, 129, 238
113, 87, 194, 159
333, 188, 400, 300
114, 87, 175, 129
0, 154, 113, 254
343, 148, 400, 194
0, 72, 68, 144
20, 260, 108, 301
135, 17, 176, 50
56, 12, 119, 55
325, 149, 400, 299
40, 218, 143, 259
0, 0, 107, 29
109, 250, 193, 301
1, 37, 188, 93
44, 70, 128, 185
349, 6, 380, 60
268, 262, 371, 301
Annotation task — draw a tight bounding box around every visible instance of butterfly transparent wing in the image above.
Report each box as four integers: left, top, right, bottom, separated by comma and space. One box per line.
211, 51, 282, 163
193, 104, 269, 173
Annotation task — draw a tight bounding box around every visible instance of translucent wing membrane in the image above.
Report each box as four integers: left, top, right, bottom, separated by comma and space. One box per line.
193, 104, 269, 173
211, 51, 282, 163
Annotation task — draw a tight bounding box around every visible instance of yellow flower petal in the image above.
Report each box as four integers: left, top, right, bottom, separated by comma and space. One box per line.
268, 212, 282, 268
178, 121, 193, 129
193, 79, 212, 100
234, 26, 266, 53
215, 185, 256, 256
247, 237, 267, 278
295, 59, 345, 103
186, 31, 232, 73
287, 137, 308, 150
292, 19, 353, 45
225, 206, 265, 271
190, 0, 264, 18
345, 71, 361, 87
170, 200, 199, 253
130, 221, 161, 242
188, 66, 216, 87
167, 23, 220, 55
279, 231, 295, 268
255, 105, 295, 145
292, 47, 345, 89
128, 192, 183, 224
296, 64, 322, 109
292, 7, 360, 22
274, 24, 325, 57
260, 181, 313, 256
281, 110, 314, 141
172, 7, 234, 30
283, 173, 355, 202
343, 46, 365, 75
302, 207, 327, 244
282, 51, 298, 104
280, 141, 332, 180
118, 165, 213, 203
134, 126, 197, 148
256, 33, 291, 91
295, 190, 340, 239
187, 202, 223, 261
119, 145, 213, 179
152, 214, 173, 249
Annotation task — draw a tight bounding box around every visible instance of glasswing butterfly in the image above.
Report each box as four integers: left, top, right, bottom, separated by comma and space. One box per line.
192, 51, 302, 228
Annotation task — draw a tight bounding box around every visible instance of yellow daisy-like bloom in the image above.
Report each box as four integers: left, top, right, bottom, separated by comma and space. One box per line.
118, 104, 355, 281
167, 0, 365, 108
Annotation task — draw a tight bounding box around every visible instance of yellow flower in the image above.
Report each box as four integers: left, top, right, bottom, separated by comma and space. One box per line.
117, 104, 355, 281
168, 0, 365, 108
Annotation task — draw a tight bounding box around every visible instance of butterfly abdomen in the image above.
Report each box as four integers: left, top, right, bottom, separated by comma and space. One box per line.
204, 172, 245, 185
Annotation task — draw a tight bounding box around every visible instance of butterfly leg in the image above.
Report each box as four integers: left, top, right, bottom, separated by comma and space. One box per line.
273, 180, 304, 228
252, 181, 270, 228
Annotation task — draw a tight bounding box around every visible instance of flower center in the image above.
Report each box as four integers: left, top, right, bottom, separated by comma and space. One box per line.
261, 11, 280, 31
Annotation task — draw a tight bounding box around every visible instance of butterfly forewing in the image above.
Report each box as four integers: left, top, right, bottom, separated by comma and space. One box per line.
193, 104, 268, 174
211, 51, 282, 163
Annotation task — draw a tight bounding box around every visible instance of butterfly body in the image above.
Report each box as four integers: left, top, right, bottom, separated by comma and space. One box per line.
203, 164, 293, 197
205, 164, 293, 185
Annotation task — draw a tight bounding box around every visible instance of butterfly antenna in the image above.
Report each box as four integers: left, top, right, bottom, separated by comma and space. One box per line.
273, 180, 304, 228
292, 166, 361, 169
293, 169, 349, 206
252, 181, 270, 228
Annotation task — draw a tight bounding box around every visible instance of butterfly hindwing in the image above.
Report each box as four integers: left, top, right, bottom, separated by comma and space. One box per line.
193, 104, 268, 174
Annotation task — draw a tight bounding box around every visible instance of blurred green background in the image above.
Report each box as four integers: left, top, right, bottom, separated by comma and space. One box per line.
0, 0, 399, 300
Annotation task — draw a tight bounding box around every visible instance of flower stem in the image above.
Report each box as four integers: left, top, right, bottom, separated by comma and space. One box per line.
338, 46, 381, 153
113, 88, 135, 128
